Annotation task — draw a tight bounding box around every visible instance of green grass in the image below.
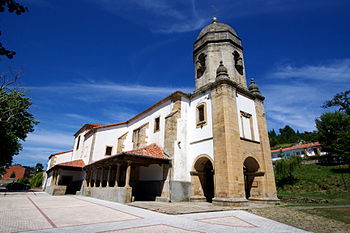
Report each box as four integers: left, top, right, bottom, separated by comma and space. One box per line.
301, 207, 350, 224
276, 164, 350, 205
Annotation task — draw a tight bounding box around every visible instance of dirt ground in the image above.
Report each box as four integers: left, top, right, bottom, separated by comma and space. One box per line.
247, 207, 350, 233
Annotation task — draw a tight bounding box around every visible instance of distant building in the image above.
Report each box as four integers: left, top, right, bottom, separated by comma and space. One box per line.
2, 165, 31, 180
43, 18, 278, 206
271, 142, 326, 162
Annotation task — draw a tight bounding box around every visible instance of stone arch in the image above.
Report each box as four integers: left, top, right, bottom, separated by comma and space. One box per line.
243, 156, 264, 199
190, 155, 214, 202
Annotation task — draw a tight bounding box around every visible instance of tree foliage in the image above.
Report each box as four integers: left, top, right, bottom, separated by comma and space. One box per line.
35, 163, 43, 173
0, 0, 28, 59
322, 90, 350, 116
268, 125, 318, 147
316, 111, 350, 165
274, 155, 302, 187
0, 73, 38, 169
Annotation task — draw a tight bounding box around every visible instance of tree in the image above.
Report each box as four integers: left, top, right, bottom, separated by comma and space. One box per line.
274, 155, 302, 187
0, 73, 38, 170
0, 0, 28, 59
35, 163, 43, 173
322, 90, 350, 116
316, 111, 350, 165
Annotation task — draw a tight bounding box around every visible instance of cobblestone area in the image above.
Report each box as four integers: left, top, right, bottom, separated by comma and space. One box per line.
0, 191, 308, 233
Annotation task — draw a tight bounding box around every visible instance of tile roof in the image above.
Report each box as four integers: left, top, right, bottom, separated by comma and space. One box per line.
56, 159, 85, 168
51, 150, 73, 156
125, 144, 169, 160
271, 142, 320, 153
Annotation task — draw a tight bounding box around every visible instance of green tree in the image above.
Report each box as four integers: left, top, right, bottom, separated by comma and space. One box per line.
35, 163, 43, 173
0, 0, 28, 59
0, 74, 38, 170
274, 155, 302, 187
322, 90, 350, 116
316, 112, 350, 165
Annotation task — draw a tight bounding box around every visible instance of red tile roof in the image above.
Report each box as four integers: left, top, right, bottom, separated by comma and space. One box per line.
271, 142, 321, 153
51, 150, 73, 156
125, 144, 169, 160
57, 159, 85, 168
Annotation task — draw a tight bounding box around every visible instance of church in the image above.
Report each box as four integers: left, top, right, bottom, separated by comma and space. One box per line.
43, 18, 278, 206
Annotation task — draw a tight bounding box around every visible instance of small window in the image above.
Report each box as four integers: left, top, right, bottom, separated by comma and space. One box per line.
154, 117, 160, 132
76, 136, 81, 150
105, 146, 112, 156
196, 103, 207, 127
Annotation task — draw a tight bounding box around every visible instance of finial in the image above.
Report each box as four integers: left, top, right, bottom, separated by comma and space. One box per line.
212, 17, 217, 24
249, 78, 261, 94
216, 61, 229, 81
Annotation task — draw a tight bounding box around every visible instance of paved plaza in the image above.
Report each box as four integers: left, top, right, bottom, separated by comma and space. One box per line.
0, 191, 309, 233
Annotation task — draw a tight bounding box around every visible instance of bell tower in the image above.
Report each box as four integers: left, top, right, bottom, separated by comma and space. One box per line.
193, 17, 247, 90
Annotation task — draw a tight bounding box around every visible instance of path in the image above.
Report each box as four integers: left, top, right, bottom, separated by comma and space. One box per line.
0, 190, 309, 233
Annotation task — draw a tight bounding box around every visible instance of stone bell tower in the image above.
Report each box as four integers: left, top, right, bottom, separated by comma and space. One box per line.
193, 17, 247, 90
191, 18, 278, 206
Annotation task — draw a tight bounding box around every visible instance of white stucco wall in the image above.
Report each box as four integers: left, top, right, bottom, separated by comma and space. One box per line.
174, 92, 214, 182
236, 93, 260, 141
54, 151, 73, 165
91, 125, 127, 162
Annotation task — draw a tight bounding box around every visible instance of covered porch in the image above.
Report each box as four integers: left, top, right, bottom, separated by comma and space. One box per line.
82, 144, 171, 203
44, 160, 85, 195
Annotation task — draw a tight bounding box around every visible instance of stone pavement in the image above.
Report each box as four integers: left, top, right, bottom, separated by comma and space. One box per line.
0, 190, 309, 233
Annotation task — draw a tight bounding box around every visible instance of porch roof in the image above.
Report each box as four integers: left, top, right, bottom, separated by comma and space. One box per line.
47, 159, 85, 172
85, 144, 170, 168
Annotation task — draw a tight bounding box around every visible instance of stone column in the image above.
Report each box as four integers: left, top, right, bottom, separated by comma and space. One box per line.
107, 166, 111, 187
115, 163, 121, 187
88, 168, 93, 187
125, 162, 131, 188
100, 168, 104, 188
56, 170, 61, 185
211, 83, 246, 205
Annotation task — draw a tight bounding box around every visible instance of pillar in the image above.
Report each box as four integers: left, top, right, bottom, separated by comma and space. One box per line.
107, 166, 111, 187
100, 168, 104, 188
125, 162, 131, 188
115, 163, 120, 187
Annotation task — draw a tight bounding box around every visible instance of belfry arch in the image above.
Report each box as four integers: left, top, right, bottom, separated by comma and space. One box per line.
190, 155, 214, 202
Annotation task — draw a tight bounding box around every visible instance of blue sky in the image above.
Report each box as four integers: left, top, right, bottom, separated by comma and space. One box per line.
1, 0, 350, 167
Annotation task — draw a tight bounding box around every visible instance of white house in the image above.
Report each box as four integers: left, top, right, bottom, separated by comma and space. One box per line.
271, 142, 326, 162
43, 18, 278, 206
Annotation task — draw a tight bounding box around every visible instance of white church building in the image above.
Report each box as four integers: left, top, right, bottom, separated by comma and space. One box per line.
43, 18, 278, 206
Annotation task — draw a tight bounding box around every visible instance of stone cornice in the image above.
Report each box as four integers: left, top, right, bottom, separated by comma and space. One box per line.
190, 79, 265, 101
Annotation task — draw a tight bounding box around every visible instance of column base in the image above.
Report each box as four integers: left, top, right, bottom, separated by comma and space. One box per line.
212, 197, 248, 207
190, 196, 207, 202
155, 197, 170, 202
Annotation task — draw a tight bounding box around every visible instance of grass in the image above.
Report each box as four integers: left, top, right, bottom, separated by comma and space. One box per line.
301, 207, 350, 225
276, 164, 350, 205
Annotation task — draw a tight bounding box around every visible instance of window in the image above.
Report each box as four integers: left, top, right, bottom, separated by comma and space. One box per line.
132, 128, 141, 149
76, 136, 81, 150
240, 111, 255, 140
105, 146, 112, 156
196, 103, 207, 127
154, 117, 160, 132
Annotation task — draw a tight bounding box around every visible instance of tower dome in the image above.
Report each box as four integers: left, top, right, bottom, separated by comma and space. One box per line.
197, 17, 237, 40
193, 18, 246, 90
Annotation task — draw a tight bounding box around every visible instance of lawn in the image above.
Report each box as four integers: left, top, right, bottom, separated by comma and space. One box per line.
301, 207, 350, 225
276, 164, 350, 205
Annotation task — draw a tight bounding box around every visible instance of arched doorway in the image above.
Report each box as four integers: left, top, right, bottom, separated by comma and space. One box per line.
243, 157, 260, 199
193, 157, 214, 202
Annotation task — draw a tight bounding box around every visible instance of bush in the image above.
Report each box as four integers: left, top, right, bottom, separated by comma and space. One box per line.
275, 155, 302, 187
9, 172, 16, 178
17, 177, 30, 184
30, 172, 43, 187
